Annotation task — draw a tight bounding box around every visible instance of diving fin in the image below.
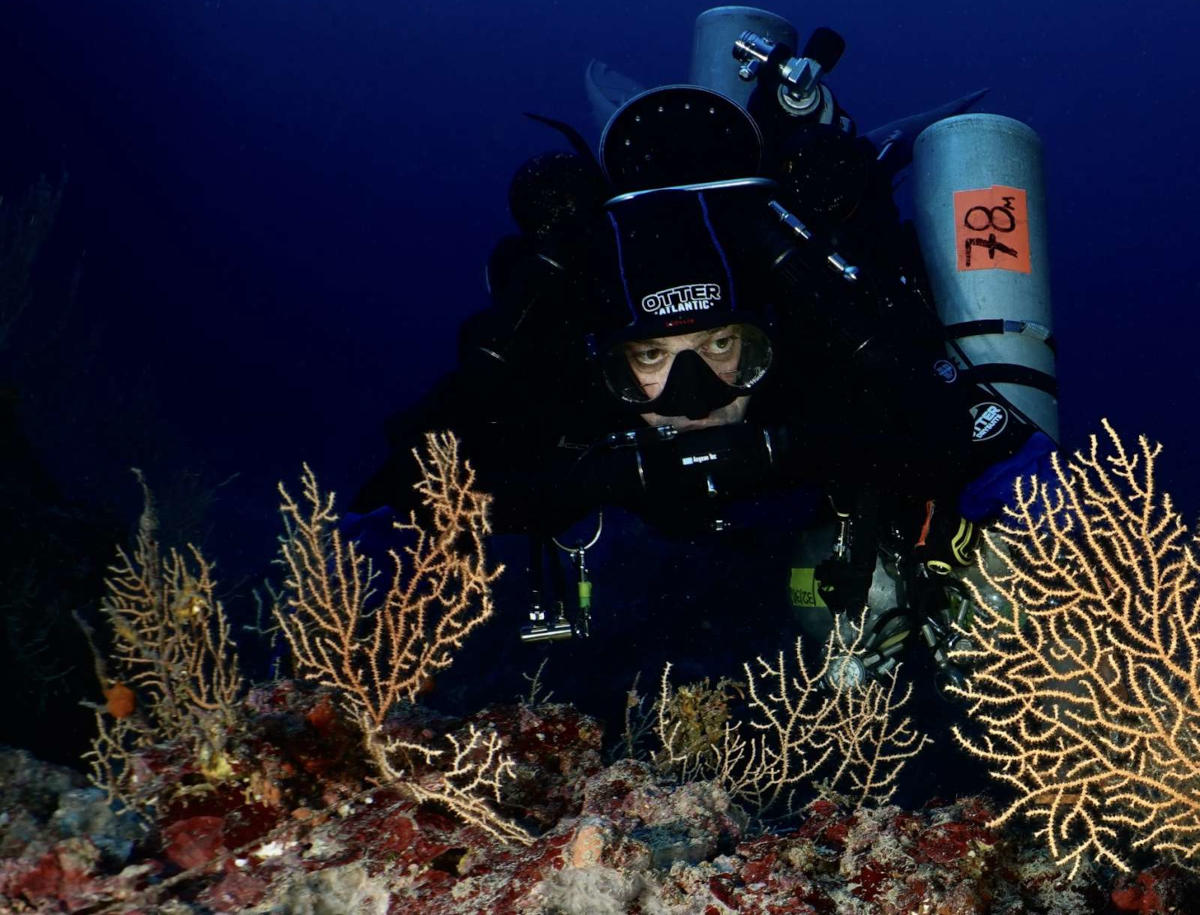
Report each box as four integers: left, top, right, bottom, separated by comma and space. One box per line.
585, 59, 646, 135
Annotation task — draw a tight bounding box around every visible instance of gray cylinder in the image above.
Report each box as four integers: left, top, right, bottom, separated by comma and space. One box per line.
912, 114, 1058, 442
690, 6, 797, 106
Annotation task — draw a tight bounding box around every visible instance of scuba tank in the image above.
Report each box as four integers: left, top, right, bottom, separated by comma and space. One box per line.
689, 6, 798, 108
912, 115, 1058, 443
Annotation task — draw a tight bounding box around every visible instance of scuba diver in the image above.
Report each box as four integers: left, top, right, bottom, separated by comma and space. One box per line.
351, 7, 1058, 725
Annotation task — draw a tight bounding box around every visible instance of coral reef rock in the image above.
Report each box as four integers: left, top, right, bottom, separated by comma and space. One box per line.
1, 683, 1195, 913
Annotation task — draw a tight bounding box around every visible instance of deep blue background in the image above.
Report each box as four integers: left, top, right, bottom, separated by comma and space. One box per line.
3, 0, 1199, 578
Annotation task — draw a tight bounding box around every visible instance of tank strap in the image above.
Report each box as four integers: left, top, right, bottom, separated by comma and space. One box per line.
944, 318, 1056, 354
963, 363, 1059, 396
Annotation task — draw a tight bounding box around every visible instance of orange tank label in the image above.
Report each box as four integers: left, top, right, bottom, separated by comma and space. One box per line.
953, 185, 1031, 273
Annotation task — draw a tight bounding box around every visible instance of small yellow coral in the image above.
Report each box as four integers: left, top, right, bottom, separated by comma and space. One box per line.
81, 469, 244, 817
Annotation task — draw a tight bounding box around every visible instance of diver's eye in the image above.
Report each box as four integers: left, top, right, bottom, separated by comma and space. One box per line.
631, 347, 666, 368
704, 334, 737, 357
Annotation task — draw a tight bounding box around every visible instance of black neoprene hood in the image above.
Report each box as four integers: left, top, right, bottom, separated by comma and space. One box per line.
585, 179, 776, 347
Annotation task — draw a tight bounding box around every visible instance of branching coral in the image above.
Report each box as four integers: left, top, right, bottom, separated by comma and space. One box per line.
656, 613, 930, 816
949, 419, 1200, 874
273, 431, 529, 844
82, 470, 244, 816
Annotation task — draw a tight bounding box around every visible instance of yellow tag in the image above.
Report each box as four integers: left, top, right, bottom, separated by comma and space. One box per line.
789, 568, 827, 609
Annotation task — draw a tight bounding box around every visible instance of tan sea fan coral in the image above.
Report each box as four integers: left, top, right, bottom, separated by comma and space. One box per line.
273, 431, 528, 844
657, 612, 930, 816
949, 419, 1200, 874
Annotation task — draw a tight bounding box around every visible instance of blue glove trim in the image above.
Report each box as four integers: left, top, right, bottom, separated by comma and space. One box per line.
959, 431, 1056, 522
339, 506, 402, 554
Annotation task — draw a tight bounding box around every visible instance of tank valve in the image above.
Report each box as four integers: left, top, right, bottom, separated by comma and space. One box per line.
733, 27, 846, 120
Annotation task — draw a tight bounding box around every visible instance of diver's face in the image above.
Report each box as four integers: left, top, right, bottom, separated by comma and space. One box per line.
623, 326, 751, 431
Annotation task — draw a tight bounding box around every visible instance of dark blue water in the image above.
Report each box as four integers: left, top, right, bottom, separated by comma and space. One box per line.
3, 1, 1198, 765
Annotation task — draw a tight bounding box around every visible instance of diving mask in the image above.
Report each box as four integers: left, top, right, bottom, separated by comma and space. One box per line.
600, 322, 772, 417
